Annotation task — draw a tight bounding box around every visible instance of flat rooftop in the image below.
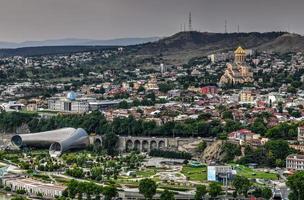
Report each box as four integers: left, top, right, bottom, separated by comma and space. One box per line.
4, 177, 66, 191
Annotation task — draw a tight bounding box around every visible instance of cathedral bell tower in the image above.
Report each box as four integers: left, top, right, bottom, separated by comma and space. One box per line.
234, 46, 246, 64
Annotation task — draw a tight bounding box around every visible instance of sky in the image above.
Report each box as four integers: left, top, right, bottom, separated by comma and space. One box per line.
0, 0, 303, 42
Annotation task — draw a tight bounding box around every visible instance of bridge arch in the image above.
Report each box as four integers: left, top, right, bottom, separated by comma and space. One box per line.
159, 140, 165, 149
134, 140, 141, 151
142, 140, 149, 152
126, 139, 133, 152
150, 140, 157, 150
94, 138, 102, 147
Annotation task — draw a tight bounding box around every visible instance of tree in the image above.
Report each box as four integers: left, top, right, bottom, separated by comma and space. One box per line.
261, 187, 272, 199
117, 100, 130, 109
250, 118, 267, 135
195, 185, 207, 200
264, 140, 293, 167
158, 83, 172, 93
252, 187, 263, 198
232, 176, 251, 197
222, 111, 233, 120
139, 178, 157, 200
102, 185, 118, 200
287, 171, 304, 200
277, 101, 283, 113
138, 85, 145, 93
222, 143, 241, 162
102, 132, 119, 156
287, 86, 297, 94
160, 189, 175, 200
196, 141, 207, 153
66, 167, 84, 178
11, 197, 28, 200
66, 179, 79, 198
208, 182, 222, 198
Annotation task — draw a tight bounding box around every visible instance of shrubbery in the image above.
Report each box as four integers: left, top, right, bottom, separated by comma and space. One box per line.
149, 149, 192, 160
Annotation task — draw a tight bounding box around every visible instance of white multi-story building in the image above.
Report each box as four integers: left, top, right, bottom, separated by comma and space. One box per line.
286, 154, 304, 171
48, 98, 90, 113
2, 175, 66, 198
48, 92, 122, 113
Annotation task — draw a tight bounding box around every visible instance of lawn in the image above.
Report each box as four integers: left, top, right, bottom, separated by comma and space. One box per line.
232, 164, 277, 180
181, 165, 207, 182
136, 167, 157, 178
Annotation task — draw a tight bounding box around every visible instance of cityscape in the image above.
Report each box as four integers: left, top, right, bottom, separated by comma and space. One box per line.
0, 0, 304, 200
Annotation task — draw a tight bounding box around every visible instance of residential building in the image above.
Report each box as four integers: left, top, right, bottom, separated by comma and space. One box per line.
228, 129, 255, 141
286, 154, 304, 171
2, 175, 66, 198
239, 88, 256, 103
201, 86, 218, 95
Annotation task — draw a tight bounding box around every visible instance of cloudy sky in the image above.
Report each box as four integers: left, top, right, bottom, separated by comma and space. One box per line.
0, 0, 303, 42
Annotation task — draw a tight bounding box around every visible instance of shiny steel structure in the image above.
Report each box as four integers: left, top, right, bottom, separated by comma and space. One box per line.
11, 128, 89, 157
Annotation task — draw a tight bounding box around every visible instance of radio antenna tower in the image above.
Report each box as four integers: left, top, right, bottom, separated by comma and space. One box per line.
225, 19, 227, 33
188, 12, 192, 31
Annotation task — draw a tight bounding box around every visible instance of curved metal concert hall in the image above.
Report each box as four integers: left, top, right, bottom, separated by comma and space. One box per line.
11, 128, 89, 157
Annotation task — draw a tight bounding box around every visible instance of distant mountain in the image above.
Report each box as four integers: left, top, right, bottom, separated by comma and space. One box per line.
0, 46, 117, 57
130, 31, 292, 64
1, 32, 304, 62
0, 37, 160, 49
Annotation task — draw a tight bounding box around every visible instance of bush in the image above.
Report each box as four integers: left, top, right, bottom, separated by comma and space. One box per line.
4, 186, 11, 191
16, 189, 26, 195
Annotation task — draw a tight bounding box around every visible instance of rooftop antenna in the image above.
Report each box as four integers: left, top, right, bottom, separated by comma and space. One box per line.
188, 12, 192, 31
225, 19, 227, 33
237, 24, 240, 33
180, 24, 183, 32
183, 23, 186, 32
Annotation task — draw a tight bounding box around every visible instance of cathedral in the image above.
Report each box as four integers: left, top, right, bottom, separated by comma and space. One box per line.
219, 46, 253, 85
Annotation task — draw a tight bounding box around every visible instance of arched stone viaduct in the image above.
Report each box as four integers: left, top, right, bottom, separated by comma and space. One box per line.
90, 135, 215, 153
118, 137, 167, 152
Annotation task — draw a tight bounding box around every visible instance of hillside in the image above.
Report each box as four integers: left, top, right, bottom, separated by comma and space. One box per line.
257, 33, 304, 53
129, 31, 304, 64
1, 32, 303, 63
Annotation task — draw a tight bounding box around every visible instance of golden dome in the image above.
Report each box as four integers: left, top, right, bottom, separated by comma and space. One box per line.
234, 46, 246, 54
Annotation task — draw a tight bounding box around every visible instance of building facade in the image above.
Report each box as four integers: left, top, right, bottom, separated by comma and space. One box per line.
286, 154, 304, 171
201, 86, 218, 95
207, 165, 234, 182
48, 92, 122, 113
239, 88, 256, 103
2, 175, 66, 198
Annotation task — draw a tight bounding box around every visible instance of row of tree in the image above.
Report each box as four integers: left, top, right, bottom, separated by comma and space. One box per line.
149, 149, 192, 160
62, 179, 117, 200
239, 140, 295, 167
0, 111, 301, 141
